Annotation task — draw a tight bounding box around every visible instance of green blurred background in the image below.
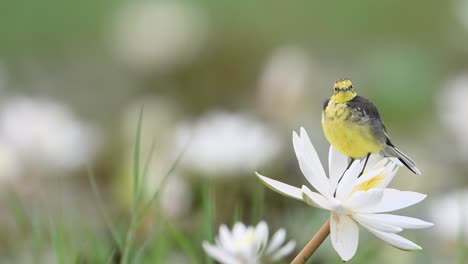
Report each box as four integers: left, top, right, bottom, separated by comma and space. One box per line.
0, 0, 466, 263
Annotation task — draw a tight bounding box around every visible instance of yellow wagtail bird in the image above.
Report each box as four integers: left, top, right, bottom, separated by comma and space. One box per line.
322, 78, 421, 176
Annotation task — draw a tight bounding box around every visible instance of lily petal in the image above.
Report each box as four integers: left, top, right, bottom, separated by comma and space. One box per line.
301, 185, 332, 209
353, 214, 402, 233
336, 160, 362, 200
355, 214, 433, 229
379, 164, 399, 189
293, 129, 331, 197
361, 224, 422, 251
328, 146, 349, 191
256, 172, 302, 201
365, 154, 387, 169
330, 212, 359, 261
354, 166, 386, 188
203, 242, 240, 264
346, 189, 384, 212
299, 128, 328, 180
362, 189, 427, 213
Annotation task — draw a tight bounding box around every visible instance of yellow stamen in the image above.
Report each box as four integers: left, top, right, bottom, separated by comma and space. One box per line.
354, 172, 385, 192
236, 233, 255, 249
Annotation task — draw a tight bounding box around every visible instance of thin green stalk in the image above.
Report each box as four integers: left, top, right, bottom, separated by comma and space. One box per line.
251, 182, 265, 222
105, 249, 116, 264
122, 107, 186, 264
132, 106, 144, 207
7, 191, 31, 231
134, 137, 157, 209
121, 107, 144, 264
153, 232, 170, 263
8, 191, 44, 260
121, 215, 138, 264
133, 232, 156, 264
167, 220, 200, 264
50, 220, 65, 264
233, 202, 243, 223
203, 182, 215, 264
87, 166, 123, 250
134, 147, 185, 226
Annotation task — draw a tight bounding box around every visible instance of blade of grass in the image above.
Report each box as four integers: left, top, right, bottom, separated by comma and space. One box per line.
31, 213, 45, 258
50, 220, 65, 264
87, 166, 123, 249
122, 108, 187, 264
233, 202, 243, 224
105, 248, 117, 264
133, 106, 144, 207
134, 145, 186, 226
134, 137, 157, 208
167, 220, 200, 264
123, 152, 183, 264
203, 181, 215, 264
8, 190, 46, 260
132, 150, 187, 264
132, 235, 153, 264
251, 182, 265, 222
122, 107, 145, 264
7, 190, 32, 232
153, 231, 170, 263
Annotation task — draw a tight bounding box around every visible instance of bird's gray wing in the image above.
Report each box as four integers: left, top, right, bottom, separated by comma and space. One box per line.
346, 95, 387, 142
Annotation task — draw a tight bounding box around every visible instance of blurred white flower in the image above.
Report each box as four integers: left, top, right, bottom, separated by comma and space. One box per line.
176, 111, 283, 177
111, 0, 208, 73
438, 74, 468, 159
158, 174, 192, 219
13, 247, 57, 264
203, 221, 295, 264
430, 189, 468, 241
0, 142, 22, 182
455, 0, 468, 30
257, 128, 432, 261
167, 251, 191, 264
0, 96, 99, 172
257, 48, 312, 125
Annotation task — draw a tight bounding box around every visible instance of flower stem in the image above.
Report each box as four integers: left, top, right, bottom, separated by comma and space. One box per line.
291, 219, 330, 264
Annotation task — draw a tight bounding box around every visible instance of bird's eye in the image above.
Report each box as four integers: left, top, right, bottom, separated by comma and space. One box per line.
334, 87, 338, 92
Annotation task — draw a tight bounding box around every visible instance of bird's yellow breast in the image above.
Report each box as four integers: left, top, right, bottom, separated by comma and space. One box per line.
322, 102, 384, 159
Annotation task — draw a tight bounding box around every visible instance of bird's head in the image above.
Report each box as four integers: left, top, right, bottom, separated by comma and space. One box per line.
331, 78, 357, 103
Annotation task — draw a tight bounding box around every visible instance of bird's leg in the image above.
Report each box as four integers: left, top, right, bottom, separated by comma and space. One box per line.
358, 153, 371, 178
334, 157, 355, 197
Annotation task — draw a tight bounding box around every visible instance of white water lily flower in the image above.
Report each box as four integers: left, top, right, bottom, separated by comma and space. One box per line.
256, 128, 433, 261
202, 221, 295, 264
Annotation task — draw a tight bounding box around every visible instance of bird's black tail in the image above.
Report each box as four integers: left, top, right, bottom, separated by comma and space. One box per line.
381, 146, 421, 175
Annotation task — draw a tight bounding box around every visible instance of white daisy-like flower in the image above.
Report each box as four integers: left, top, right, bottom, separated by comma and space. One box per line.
256, 128, 433, 261
203, 221, 295, 264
